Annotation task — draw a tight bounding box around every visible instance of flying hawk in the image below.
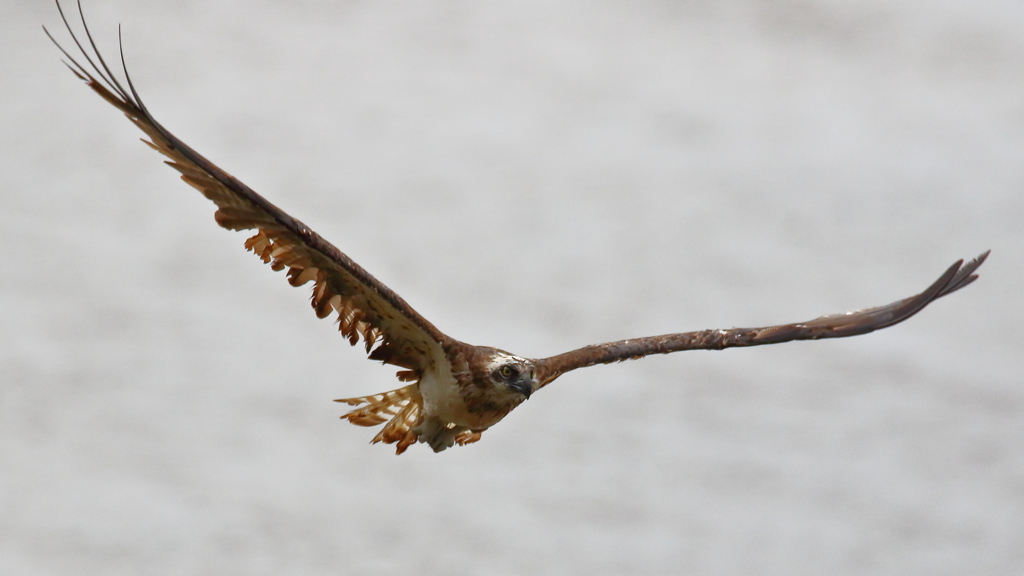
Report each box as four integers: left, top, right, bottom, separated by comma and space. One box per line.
47, 1, 988, 454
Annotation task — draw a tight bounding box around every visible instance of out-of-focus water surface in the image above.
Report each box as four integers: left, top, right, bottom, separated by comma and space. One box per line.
2, 1, 1022, 574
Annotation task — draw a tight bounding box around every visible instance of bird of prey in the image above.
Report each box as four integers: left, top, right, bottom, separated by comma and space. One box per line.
47, 1, 988, 454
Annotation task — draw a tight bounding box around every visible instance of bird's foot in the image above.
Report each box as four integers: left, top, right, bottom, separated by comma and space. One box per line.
412, 417, 464, 453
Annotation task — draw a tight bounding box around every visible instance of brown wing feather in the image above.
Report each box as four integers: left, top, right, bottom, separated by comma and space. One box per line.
535, 251, 988, 387
46, 2, 451, 379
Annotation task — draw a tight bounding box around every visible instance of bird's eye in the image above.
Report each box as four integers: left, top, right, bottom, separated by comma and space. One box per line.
499, 365, 515, 378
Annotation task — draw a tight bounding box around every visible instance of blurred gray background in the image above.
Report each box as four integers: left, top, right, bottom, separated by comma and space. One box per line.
2, 0, 1022, 574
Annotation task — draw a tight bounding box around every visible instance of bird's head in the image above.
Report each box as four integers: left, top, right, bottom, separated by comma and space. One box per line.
484, 352, 536, 400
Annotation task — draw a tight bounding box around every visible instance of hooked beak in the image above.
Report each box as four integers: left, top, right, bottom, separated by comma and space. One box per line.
510, 377, 533, 400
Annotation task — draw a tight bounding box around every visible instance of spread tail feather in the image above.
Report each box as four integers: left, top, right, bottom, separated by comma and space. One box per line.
335, 385, 423, 454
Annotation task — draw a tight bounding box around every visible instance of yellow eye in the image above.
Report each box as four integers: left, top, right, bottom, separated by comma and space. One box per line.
499, 366, 514, 378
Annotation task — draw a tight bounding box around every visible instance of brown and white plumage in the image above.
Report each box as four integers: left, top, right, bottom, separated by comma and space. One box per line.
48, 1, 988, 454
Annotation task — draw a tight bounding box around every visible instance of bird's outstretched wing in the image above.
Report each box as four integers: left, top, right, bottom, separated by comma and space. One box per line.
534, 251, 988, 387
45, 1, 452, 380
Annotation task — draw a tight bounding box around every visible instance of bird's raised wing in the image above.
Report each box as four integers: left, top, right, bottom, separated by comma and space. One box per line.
46, 1, 452, 379
534, 251, 988, 387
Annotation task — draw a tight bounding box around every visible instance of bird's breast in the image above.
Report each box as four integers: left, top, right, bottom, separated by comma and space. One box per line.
417, 367, 519, 431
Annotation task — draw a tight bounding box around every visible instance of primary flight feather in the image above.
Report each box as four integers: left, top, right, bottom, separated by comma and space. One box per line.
47, 1, 988, 454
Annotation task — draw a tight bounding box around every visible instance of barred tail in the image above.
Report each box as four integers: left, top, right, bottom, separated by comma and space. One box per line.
335, 385, 423, 454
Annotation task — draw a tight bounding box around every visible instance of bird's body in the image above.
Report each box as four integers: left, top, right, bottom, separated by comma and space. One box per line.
335, 344, 533, 452
48, 0, 988, 454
